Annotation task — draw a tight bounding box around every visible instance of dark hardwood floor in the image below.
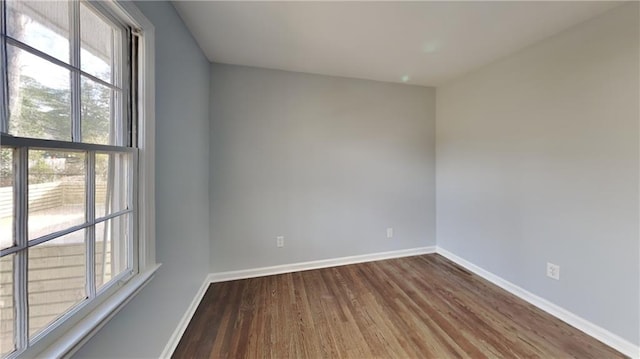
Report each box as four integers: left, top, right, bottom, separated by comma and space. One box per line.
173, 254, 626, 358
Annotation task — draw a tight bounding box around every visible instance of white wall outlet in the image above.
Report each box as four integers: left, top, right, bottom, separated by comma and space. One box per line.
546, 262, 560, 280
386, 227, 393, 239
276, 236, 284, 248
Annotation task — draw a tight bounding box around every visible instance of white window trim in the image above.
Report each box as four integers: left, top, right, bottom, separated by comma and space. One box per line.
3, 1, 160, 357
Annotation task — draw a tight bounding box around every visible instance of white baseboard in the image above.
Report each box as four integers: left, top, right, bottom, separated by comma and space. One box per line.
207, 246, 436, 283
436, 246, 640, 359
159, 276, 211, 359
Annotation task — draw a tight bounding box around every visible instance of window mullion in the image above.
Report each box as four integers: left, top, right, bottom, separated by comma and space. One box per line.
14, 147, 28, 351
71, 0, 81, 142
112, 27, 119, 146
86, 151, 96, 299
130, 151, 138, 272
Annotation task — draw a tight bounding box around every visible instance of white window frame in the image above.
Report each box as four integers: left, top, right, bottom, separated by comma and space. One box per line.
0, 1, 158, 358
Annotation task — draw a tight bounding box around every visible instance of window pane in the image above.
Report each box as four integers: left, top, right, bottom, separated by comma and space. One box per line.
7, 45, 71, 141
96, 152, 130, 218
82, 77, 119, 145
80, 2, 119, 84
0, 149, 14, 250
6, 0, 71, 64
28, 232, 86, 338
0, 255, 15, 357
95, 214, 130, 290
28, 150, 85, 241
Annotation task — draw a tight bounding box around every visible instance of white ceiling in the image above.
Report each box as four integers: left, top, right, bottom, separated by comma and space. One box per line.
173, 1, 621, 87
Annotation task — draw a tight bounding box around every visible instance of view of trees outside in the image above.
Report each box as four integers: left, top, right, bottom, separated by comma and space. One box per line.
3, 0, 114, 183
1, 0, 115, 243
8, 72, 112, 146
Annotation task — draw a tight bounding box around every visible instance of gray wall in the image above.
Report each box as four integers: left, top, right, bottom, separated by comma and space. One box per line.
436, 3, 639, 345
74, 2, 211, 358
210, 64, 436, 272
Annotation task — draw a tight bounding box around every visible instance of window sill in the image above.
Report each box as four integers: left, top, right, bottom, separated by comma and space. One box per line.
35, 263, 162, 359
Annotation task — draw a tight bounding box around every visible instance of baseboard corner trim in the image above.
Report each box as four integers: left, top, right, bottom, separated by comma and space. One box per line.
435, 246, 640, 359
159, 276, 211, 359
208, 246, 436, 283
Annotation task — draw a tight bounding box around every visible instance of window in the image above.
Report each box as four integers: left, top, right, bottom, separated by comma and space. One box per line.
0, 1, 156, 357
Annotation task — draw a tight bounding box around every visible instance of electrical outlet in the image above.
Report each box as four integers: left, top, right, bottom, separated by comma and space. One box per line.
276, 236, 284, 248
386, 227, 393, 239
546, 262, 560, 280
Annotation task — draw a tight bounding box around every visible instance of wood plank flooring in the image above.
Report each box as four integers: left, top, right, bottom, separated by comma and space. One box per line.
173, 254, 626, 358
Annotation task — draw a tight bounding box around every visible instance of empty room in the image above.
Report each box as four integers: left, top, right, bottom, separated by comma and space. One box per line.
0, 0, 638, 358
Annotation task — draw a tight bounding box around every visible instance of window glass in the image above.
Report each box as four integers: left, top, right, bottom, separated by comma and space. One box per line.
6, 0, 71, 64
81, 76, 118, 145
0, 148, 14, 250
95, 214, 130, 290
0, 255, 14, 357
28, 233, 86, 338
28, 150, 85, 241
95, 152, 130, 218
80, 2, 119, 84
7, 46, 72, 141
